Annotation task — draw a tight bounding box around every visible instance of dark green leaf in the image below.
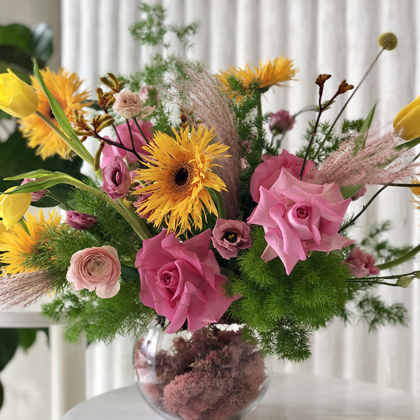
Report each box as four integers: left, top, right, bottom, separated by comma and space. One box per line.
18, 329, 37, 352
0, 329, 19, 372
121, 264, 140, 283
0, 380, 3, 410
30, 23, 53, 62
0, 46, 44, 74
0, 24, 32, 50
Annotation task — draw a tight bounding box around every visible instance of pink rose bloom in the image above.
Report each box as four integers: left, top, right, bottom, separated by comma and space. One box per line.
268, 110, 295, 134
113, 91, 156, 120
66, 246, 121, 298
343, 247, 380, 278
248, 168, 353, 275
211, 219, 252, 259
250, 150, 317, 203
351, 186, 367, 201
102, 156, 131, 200
135, 229, 237, 334
101, 119, 153, 168
21, 178, 47, 202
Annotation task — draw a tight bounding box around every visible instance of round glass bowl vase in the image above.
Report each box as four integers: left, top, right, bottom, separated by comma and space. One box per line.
133, 322, 271, 420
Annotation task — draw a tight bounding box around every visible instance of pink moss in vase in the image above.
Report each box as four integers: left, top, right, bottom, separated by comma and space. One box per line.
133, 326, 267, 420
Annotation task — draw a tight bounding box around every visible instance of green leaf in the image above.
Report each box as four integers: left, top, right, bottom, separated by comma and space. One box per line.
395, 136, 420, 151
33, 60, 93, 165
18, 329, 37, 352
4, 175, 72, 194
0, 329, 19, 372
341, 185, 363, 200
0, 46, 38, 73
0, 24, 32, 50
5, 169, 65, 181
121, 265, 140, 283
30, 23, 53, 62
360, 103, 377, 135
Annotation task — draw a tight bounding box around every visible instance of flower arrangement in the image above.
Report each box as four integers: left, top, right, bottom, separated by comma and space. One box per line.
1, 6, 420, 370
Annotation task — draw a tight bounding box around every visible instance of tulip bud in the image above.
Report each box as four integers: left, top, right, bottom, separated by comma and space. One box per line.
393, 95, 420, 141
0, 69, 39, 118
0, 187, 31, 229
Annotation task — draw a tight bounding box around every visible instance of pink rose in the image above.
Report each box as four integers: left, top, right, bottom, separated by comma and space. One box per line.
211, 219, 252, 259
101, 119, 153, 167
248, 168, 353, 275
343, 247, 380, 278
268, 110, 295, 134
135, 230, 237, 334
66, 246, 121, 298
102, 156, 131, 200
113, 91, 155, 120
250, 150, 317, 203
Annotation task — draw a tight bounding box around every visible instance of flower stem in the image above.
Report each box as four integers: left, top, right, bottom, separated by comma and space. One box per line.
214, 190, 226, 220
346, 279, 399, 287
256, 92, 263, 142
134, 118, 150, 144
376, 244, 420, 270
45, 190, 74, 211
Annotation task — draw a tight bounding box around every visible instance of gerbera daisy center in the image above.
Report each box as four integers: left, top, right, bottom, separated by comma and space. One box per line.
170, 162, 194, 192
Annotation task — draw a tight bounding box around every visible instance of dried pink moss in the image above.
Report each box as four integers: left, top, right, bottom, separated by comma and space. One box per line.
134, 327, 266, 420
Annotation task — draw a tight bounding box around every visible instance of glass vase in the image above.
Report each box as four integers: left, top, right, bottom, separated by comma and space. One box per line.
133, 320, 271, 420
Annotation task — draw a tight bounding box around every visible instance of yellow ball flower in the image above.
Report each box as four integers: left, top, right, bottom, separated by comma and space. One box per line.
0, 69, 39, 118
393, 95, 420, 141
0, 187, 32, 229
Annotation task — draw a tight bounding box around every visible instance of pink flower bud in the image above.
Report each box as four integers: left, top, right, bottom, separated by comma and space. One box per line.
102, 156, 131, 200
268, 110, 295, 135
343, 247, 380, 278
65, 211, 98, 231
351, 186, 367, 201
21, 178, 47, 202
139, 86, 160, 104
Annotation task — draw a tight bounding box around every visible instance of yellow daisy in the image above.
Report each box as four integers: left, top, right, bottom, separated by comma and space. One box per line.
19, 67, 90, 159
133, 126, 229, 234
0, 210, 61, 275
217, 56, 297, 103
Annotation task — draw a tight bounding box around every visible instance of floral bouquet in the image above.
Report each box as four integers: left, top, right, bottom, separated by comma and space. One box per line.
1, 6, 420, 419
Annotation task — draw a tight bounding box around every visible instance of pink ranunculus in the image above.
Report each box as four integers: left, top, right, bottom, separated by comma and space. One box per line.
21, 178, 47, 202
343, 247, 380, 278
248, 168, 353, 275
113, 91, 143, 120
102, 156, 132, 200
211, 219, 252, 259
66, 246, 121, 298
135, 229, 238, 334
268, 110, 295, 135
250, 150, 317, 203
101, 119, 153, 168
351, 186, 367, 201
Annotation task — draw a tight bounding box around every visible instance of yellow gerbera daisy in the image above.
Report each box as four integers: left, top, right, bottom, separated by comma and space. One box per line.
19, 67, 90, 159
0, 210, 61, 275
133, 126, 230, 234
217, 56, 297, 103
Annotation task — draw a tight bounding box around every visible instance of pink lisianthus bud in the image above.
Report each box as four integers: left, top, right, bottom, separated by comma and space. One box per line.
343, 247, 380, 278
135, 229, 239, 334
211, 219, 252, 259
250, 150, 318, 203
66, 246, 121, 298
102, 156, 131, 200
101, 119, 153, 168
351, 186, 367, 201
139, 86, 161, 104
133, 191, 153, 220
248, 168, 353, 275
21, 178, 47, 202
65, 211, 98, 231
113, 91, 155, 120
268, 110, 295, 135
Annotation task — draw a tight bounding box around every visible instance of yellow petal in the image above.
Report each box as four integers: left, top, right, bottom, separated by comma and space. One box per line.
0, 220, 7, 252
7, 91, 38, 118
394, 95, 420, 129
394, 103, 420, 141
0, 188, 32, 229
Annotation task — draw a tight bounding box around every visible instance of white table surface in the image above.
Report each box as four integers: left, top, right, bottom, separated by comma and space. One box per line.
62, 373, 420, 420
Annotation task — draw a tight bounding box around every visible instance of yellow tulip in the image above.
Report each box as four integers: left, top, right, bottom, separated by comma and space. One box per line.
0, 69, 38, 118
0, 220, 6, 251
393, 95, 420, 141
0, 187, 31, 229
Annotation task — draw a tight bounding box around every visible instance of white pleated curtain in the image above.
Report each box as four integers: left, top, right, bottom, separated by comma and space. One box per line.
60, 0, 420, 398
0, 0, 394, 416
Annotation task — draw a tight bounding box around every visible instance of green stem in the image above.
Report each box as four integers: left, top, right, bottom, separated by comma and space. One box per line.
214, 190, 226, 220
376, 244, 420, 270
45, 190, 74, 211
117, 198, 153, 239
35, 110, 94, 166
256, 92, 263, 142
134, 118, 150, 144
346, 280, 399, 287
